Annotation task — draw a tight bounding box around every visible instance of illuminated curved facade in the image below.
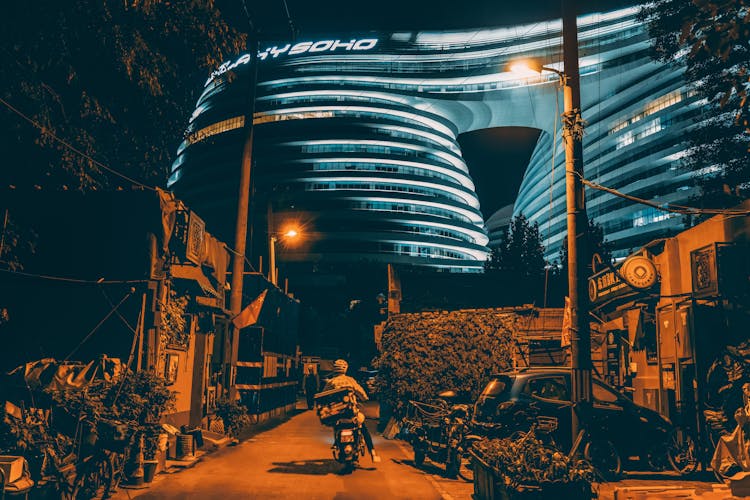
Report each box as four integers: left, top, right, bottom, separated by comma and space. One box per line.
170, 5, 695, 271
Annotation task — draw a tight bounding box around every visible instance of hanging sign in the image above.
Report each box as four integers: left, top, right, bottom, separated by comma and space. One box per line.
588, 254, 659, 307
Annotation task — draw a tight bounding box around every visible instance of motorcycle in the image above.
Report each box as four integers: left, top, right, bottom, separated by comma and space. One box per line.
314, 387, 366, 473
404, 390, 481, 481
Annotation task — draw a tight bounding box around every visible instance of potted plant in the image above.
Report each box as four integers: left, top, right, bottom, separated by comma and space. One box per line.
142, 424, 162, 483
214, 398, 251, 440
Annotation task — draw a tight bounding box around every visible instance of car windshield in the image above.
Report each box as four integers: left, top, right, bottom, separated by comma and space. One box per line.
482, 378, 510, 397
474, 376, 513, 422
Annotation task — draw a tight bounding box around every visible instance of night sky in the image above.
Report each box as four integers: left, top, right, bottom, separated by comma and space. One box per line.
220, 0, 639, 34
218, 0, 640, 218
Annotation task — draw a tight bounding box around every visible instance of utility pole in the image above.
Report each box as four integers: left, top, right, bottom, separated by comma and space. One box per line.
562, 0, 593, 441
228, 35, 259, 401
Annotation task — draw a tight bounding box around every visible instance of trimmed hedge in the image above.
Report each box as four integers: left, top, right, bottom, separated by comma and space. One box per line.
374, 308, 523, 416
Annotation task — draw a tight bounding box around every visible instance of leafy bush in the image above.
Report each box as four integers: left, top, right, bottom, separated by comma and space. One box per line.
474, 434, 595, 489
49, 370, 176, 427
215, 398, 251, 438
374, 308, 521, 416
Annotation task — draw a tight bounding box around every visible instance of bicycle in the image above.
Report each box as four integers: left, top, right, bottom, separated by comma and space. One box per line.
71, 417, 132, 499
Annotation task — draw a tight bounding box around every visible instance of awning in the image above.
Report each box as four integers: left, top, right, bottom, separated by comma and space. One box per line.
171, 264, 221, 298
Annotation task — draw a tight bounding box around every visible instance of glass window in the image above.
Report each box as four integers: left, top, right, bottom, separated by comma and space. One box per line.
481, 377, 512, 397
524, 376, 569, 401
592, 381, 620, 404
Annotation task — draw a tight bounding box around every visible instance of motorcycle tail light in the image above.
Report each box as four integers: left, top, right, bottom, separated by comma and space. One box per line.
340, 429, 355, 442
344, 445, 353, 454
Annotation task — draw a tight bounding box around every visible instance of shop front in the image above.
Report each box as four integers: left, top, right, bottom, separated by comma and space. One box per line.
589, 206, 750, 453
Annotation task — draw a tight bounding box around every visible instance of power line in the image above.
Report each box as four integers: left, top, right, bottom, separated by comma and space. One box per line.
224, 243, 257, 272
0, 96, 156, 191
0, 268, 148, 285
578, 173, 750, 217
64, 289, 134, 361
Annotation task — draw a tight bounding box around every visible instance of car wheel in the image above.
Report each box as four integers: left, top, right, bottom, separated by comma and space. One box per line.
584, 439, 622, 480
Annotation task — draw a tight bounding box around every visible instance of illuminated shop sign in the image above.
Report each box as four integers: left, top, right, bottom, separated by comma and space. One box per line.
205, 38, 379, 87
588, 254, 659, 307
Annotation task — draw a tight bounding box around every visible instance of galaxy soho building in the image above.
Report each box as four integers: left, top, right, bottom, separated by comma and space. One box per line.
169, 6, 697, 273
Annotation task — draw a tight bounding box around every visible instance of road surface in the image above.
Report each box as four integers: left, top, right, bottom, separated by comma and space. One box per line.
119, 401, 473, 499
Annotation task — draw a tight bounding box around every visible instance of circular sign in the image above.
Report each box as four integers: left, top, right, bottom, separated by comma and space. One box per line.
620, 255, 658, 289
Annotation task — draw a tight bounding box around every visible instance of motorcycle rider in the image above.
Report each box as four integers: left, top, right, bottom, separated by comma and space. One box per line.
323, 359, 380, 463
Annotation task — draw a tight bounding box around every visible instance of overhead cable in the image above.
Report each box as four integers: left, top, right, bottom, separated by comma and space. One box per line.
64, 288, 135, 361
577, 173, 750, 217
0, 96, 156, 191
0, 268, 148, 285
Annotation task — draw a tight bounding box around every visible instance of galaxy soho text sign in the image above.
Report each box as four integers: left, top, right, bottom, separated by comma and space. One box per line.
205, 38, 379, 87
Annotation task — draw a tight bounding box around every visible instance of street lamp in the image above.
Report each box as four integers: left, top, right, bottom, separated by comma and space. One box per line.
510, 0, 592, 443
269, 228, 300, 287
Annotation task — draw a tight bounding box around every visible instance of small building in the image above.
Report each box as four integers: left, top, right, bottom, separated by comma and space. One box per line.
588, 202, 750, 438
0, 189, 300, 430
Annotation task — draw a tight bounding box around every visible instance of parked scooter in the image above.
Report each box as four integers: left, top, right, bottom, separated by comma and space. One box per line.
404, 390, 482, 481
314, 387, 366, 473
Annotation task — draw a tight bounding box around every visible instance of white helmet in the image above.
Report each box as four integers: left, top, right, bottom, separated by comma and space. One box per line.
333, 359, 348, 374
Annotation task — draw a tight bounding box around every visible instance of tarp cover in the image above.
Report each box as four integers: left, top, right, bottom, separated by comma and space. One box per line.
5, 357, 124, 392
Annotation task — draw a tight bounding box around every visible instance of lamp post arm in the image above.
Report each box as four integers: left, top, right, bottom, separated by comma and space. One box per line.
541, 66, 566, 84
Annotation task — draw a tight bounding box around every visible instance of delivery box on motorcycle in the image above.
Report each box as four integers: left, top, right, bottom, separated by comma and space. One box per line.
314, 387, 356, 426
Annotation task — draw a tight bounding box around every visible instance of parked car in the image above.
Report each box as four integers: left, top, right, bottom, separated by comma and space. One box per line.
472, 368, 696, 474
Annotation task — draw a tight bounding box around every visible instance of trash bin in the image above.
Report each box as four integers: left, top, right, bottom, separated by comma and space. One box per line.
175, 434, 195, 460
143, 460, 158, 483
180, 427, 204, 448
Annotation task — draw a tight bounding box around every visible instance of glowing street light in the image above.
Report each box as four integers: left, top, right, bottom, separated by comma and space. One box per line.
269, 227, 300, 286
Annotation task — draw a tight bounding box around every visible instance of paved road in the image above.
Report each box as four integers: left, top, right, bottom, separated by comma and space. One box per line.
113, 401, 728, 500
119, 401, 473, 500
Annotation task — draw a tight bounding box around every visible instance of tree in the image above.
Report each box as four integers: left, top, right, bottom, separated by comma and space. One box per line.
559, 218, 613, 282
639, 1, 750, 214
486, 214, 546, 280
485, 214, 547, 305
1, 1, 245, 191
0, 209, 37, 272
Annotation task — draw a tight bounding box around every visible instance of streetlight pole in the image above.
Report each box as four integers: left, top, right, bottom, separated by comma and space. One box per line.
505, 0, 594, 447
562, 0, 592, 441
269, 235, 277, 286
228, 35, 259, 401
269, 229, 299, 288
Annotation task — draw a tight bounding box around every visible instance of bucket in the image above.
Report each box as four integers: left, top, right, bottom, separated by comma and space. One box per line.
143, 460, 158, 483
176, 434, 195, 460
